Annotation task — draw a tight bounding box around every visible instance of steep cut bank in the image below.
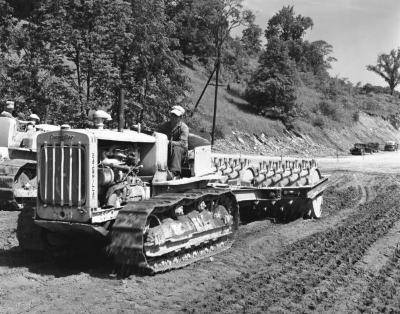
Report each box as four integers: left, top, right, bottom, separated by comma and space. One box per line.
186, 66, 400, 157
212, 112, 400, 158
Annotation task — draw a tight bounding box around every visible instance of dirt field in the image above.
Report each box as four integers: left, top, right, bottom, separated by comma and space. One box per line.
1, 152, 400, 313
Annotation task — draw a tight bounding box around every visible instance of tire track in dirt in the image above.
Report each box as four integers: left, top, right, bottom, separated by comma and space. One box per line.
183, 184, 400, 313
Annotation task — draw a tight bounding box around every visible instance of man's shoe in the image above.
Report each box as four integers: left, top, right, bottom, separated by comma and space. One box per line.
166, 170, 174, 180
172, 171, 181, 180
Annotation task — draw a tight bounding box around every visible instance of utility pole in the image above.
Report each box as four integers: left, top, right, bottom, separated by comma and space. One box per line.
191, 65, 217, 117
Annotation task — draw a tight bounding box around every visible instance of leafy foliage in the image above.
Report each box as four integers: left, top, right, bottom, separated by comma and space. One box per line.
4, 0, 395, 141
0, 6, 78, 122
367, 48, 400, 95
1, 0, 191, 127
246, 5, 338, 125
1, 0, 257, 130
166, 0, 252, 77
241, 11, 262, 56
265, 6, 313, 41
246, 38, 297, 120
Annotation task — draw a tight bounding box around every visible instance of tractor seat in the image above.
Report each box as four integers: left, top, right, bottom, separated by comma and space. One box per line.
181, 133, 210, 178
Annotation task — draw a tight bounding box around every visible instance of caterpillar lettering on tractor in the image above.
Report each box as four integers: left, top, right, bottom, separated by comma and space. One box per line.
17, 118, 327, 274
0, 116, 58, 210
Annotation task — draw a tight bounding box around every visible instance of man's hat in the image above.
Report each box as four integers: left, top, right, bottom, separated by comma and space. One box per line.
93, 110, 112, 121
170, 105, 185, 117
29, 113, 40, 122
5, 101, 14, 110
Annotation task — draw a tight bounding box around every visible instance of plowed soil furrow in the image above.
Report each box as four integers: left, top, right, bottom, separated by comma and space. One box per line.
355, 249, 400, 313
183, 185, 400, 313
321, 220, 400, 314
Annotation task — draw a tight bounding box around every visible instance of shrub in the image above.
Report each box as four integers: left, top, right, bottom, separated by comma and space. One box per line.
318, 100, 346, 122
214, 124, 229, 140
352, 111, 360, 122
245, 38, 297, 118
312, 116, 325, 127
319, 100, 336, 117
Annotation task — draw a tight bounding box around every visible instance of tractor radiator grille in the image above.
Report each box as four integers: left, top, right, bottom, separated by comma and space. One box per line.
39, 143, 86, 207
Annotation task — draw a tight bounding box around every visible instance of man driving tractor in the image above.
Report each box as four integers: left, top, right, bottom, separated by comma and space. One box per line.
159, 105, 189, 179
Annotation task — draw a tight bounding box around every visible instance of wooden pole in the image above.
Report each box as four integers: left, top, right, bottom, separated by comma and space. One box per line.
191, 65, 217, 117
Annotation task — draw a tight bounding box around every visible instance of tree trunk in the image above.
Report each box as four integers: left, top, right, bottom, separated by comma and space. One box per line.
44, 102, 49, 124
118, 87, 125, 132
390, 83, 394, 95
86, 63, 91, 109
118, 59, 126, 132
75, 48, 83, 112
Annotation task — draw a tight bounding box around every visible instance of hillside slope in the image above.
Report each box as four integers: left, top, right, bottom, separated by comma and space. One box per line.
186, 66, 400, 157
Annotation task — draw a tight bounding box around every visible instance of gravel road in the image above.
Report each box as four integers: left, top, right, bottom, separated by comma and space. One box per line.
1, 152, 400, 313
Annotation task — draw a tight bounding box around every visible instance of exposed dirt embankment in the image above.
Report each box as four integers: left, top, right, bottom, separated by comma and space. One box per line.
211, 112, 400, 158
186, 66, 400, 158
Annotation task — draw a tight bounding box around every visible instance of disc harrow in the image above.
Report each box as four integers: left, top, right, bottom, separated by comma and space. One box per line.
108, 189, 238, 275
210, 156, 326, 221
211, 156, 320, 187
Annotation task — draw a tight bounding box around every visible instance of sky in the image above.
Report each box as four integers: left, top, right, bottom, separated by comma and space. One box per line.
241, 0, 400, 87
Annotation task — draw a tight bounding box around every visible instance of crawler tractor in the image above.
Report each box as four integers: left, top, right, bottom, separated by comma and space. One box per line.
17, 123, 327, 274
18, 125, 239, 273
0, 117, 58, 210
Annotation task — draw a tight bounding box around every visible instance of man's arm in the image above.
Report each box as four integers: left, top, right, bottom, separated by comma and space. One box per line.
171, 123, 189, 148
157, 121, 170, 135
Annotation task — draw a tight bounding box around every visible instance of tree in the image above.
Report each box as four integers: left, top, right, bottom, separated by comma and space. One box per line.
302, 40, 336, 76
165, 0, 215, 61
0, 3, 79, 122
98, 0, 189, 129
1, 0, 190, 127
166, 0, 252, 64
223, 37, 251, 82
241, 11, 262, 56
265, 6, 314, 66
168, 0, 252, 143
0, 0, 13, 45
38, 0, 106, 116
367, 48, 400, 95
263, 6, 335, 80
246, 37, 297, 119
265, 6, 313, 41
